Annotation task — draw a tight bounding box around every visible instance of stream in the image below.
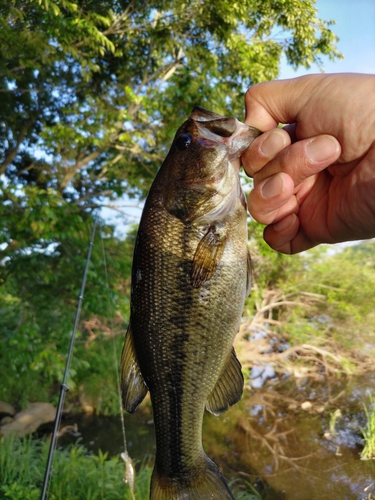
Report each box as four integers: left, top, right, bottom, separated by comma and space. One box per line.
56, 374, 375, 500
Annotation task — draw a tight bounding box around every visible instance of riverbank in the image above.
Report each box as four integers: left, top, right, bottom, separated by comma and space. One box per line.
7, 373, 373, 500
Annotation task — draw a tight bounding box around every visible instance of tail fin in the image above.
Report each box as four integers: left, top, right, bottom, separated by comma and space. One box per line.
150, 455, 234, 500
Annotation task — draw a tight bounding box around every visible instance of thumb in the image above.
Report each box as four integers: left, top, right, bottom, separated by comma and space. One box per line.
244, 75, 321, 130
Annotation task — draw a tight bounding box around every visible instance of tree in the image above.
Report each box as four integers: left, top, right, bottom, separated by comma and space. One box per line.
0, 0, 340, 265
0, 221, 136, 406
0, 0, 341, 406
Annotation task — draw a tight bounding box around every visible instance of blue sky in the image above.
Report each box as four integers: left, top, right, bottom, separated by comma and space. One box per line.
280, 0, 375, 78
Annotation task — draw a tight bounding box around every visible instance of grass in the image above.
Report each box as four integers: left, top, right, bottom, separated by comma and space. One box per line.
231, 479, 262, 499
0, 434, 151, 500
329, 409, 342, 437
361, 395, 375, 460
0, 434, 260, 499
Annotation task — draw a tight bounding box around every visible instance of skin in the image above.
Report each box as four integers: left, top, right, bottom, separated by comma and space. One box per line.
241, 73, 375, 254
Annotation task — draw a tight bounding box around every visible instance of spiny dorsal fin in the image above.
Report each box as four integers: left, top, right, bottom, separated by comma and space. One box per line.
191, 226, 226, 288
206, 347, 244, 416
121, 324, 148, 413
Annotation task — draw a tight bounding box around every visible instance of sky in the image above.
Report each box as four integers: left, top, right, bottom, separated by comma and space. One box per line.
279, 0, 375, 79
105, 0, 375, 234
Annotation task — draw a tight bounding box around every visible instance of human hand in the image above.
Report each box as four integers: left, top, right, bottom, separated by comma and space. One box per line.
242, 73, 375, 253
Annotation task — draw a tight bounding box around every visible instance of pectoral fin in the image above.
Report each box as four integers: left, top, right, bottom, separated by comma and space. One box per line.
121, 324, 148, 413
206, 347, 244, 416
191, 226, 226, 288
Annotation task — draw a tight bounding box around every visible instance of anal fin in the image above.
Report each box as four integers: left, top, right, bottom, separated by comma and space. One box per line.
121, 324, 148, 413
206, 347, 244, 416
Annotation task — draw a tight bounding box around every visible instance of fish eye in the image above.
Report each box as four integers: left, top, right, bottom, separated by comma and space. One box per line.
176, 133, 192, 151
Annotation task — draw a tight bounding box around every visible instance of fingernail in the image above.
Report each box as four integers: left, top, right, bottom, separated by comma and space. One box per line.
260, 130, 287, 157
261, 173, 284, 199
274, 213, 297, 232
306, 135, 339, 162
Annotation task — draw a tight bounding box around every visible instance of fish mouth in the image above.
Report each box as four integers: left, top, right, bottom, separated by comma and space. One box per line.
190, 106, 261, 162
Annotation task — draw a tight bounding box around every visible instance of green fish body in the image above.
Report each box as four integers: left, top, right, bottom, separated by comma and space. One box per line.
121, 107, 260, 499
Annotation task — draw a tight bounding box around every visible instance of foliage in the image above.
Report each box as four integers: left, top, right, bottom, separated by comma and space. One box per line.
284, 241, 375, 350
246, 219, 304, 310
231, 481, 261, 500
0, 222, 134, 407
74, 335, 125, 415
0, 0, 341, 409
0, 434, 152, 500
361, 394, 375, 460
328, 409, 342, 438
0, 0, 340, 264
243, 236, 375, 372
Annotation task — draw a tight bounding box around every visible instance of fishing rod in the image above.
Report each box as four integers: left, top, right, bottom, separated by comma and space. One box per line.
40, 214, 98, 500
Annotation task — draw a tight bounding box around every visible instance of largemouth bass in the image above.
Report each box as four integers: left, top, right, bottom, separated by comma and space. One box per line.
121, 106, 260, 499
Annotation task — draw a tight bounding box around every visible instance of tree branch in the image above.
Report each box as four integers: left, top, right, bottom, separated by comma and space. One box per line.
59, 149, 104, 191
0, 118, 35, 174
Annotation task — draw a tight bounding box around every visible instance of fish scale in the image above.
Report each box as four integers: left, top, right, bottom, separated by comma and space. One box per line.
121, 106, 260, 499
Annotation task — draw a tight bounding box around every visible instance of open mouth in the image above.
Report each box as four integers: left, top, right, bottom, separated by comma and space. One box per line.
191, 106, 261, 160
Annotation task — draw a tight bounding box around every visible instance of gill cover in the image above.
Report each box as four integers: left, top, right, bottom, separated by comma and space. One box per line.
162, 106, 260, 224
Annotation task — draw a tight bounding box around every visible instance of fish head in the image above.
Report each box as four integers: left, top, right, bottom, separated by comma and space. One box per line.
161, 106, 261, 224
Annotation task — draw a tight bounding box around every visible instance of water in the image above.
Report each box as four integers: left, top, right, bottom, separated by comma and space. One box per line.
56, 375, 375, 499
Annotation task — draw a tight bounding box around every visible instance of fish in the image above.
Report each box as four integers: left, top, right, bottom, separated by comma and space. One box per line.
121, 450, 136, 500
121, 106, 260, 500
